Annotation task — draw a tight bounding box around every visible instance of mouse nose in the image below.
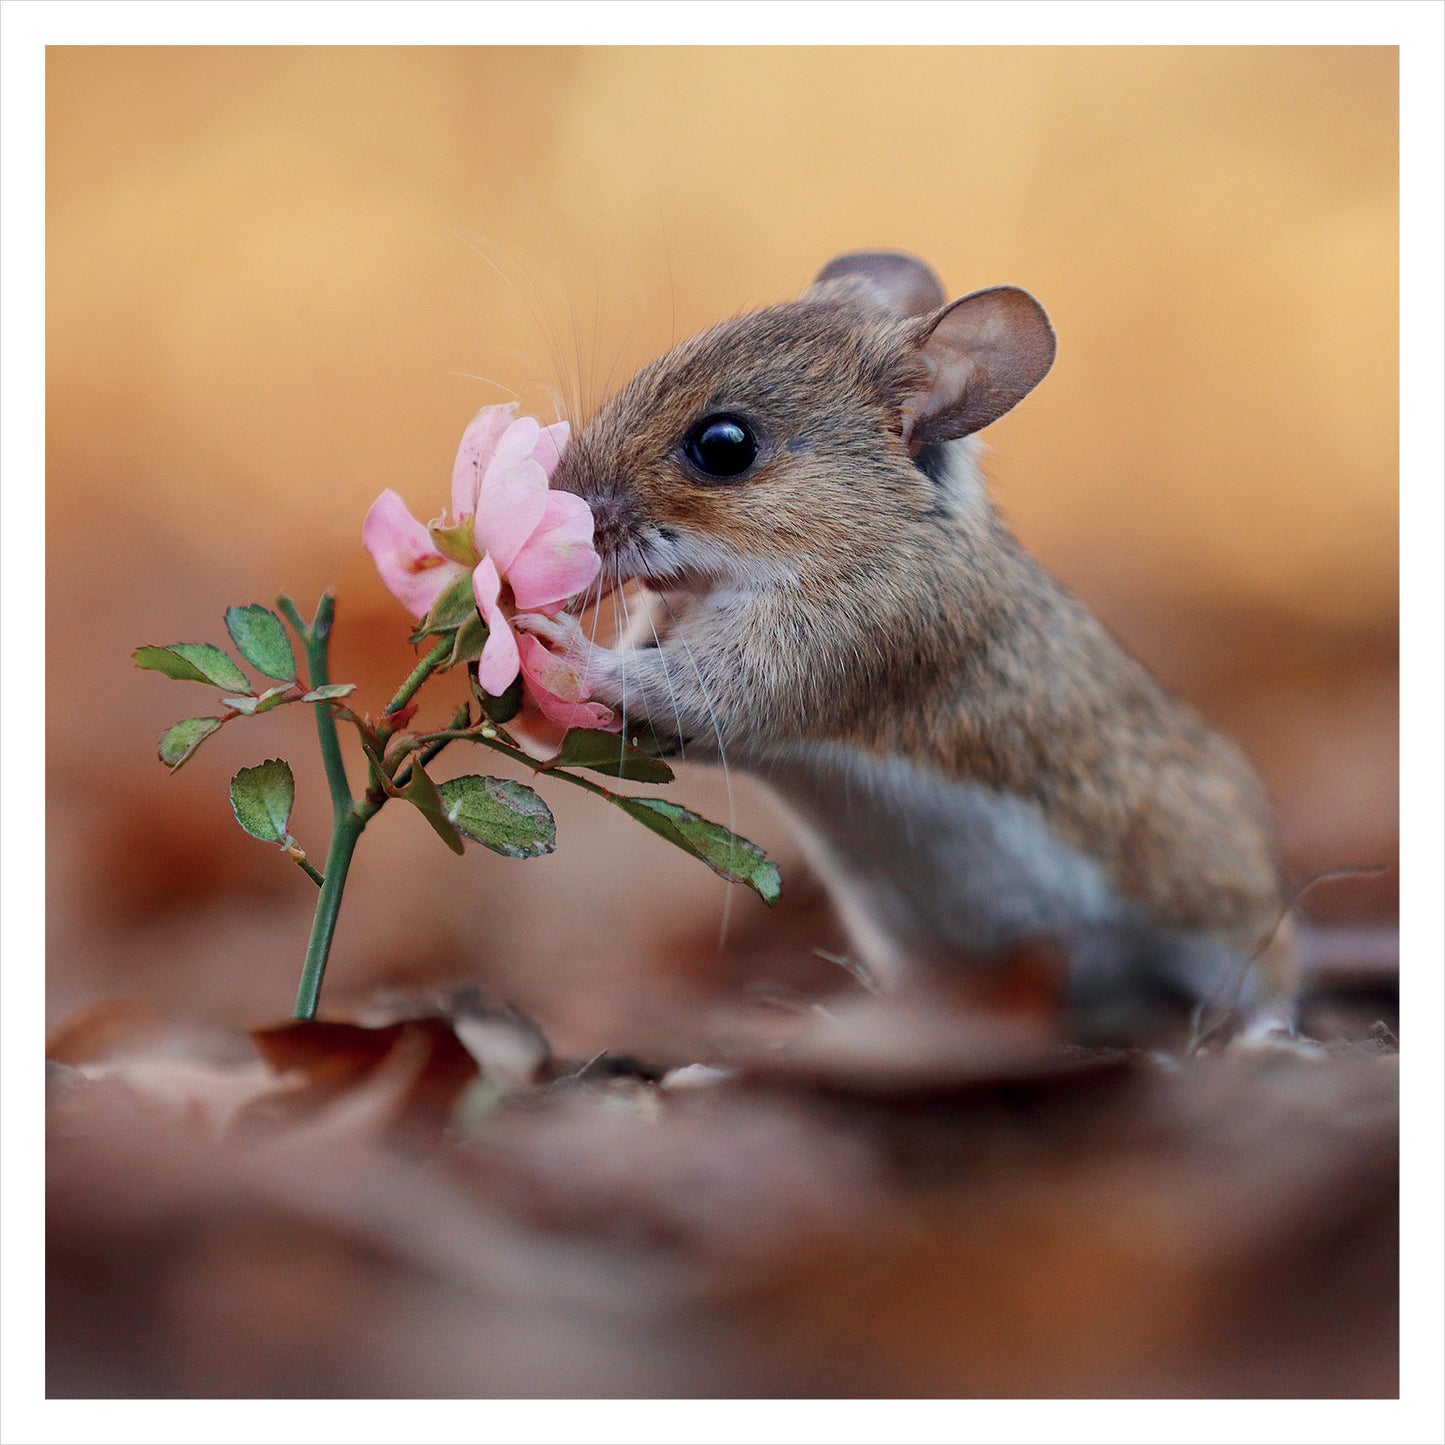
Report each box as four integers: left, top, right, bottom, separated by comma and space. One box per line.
584, 486, 639, 560
550, 460, 635, 560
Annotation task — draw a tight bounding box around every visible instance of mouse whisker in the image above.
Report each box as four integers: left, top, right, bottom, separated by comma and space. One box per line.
657, 592, 738, 953
571, 567, 608, 713
451, 228, 581, 424
612, 559, 629, 747
640, 592, 686, 764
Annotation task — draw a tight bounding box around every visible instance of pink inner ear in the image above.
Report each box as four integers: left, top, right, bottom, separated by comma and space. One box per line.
906, 286, 1056, 445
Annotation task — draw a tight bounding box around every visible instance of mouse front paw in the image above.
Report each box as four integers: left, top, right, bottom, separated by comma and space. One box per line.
515, 609, 591, 659
514, 611, 619, 697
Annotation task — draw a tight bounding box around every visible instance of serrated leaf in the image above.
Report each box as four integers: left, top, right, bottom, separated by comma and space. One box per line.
134, 643, 252, 692
439, 775, 556, 859
301, 683, 355, 702
555, 728, 674, 783
615, 798, 781, 904
225, 604, 297, 681
222, 684, 293, 716
158, 716, 224, 770
230, 759, 296, 844
397, 759, 465, 854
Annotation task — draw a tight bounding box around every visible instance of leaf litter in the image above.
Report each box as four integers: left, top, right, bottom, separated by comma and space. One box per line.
46, 969, 1398, 1398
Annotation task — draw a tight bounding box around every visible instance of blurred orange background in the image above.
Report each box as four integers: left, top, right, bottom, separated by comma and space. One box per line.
46, 47, 1397, 1042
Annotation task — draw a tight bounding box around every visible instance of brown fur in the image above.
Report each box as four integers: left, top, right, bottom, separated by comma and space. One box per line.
548, 254, 1296, 1002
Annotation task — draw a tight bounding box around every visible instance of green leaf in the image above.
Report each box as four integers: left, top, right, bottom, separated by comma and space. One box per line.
446, 612, 488, 669
555, 728, 674, 783
134, 643, 252, 692
398, 759, 465, 855
230, 759, 296, 844
428, 571, 481, 631
225, 604, 297, 681
302, 683, 356, 702
615, 798, 781, 904
410, 571, 481, 647
221, 684, 293, 716
438, 775, 557, 859
158, 716, 224, 770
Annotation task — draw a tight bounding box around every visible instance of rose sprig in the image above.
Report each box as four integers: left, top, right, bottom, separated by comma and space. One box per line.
134, 406, 781, 1021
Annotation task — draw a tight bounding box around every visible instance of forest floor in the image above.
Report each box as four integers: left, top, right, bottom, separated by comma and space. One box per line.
46, 962, 1398, 1399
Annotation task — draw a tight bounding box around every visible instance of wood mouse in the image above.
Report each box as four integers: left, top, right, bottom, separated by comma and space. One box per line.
526, 251, 1296, 1033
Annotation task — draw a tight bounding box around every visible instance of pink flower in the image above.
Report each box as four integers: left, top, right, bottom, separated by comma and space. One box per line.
363, 403, 618, 749
511, 630, 615, 751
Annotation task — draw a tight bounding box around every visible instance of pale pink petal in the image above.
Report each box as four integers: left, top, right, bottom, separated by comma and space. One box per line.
507, 491, 603, 612
516, 634, 619, 731
451, 403, 517, 521
537, 695, 619, 730
363, 489, 466, 619
472, 557, 521, 694
473, 457, 550, 575
532, 420, 570, 479
506, 703, 570, 763
485, 415, 541, 479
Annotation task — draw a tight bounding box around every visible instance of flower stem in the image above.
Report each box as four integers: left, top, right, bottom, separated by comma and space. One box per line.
281, 591, 365, 1020
300, 592, 355, 822
287, 616, 457, 1019
412, 729, 618, 802
289, 851, 326, 888
293, 814, 363, 1019
386, 638, 452, 719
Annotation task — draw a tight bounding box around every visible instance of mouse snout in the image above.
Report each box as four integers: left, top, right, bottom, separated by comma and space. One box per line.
550, 460, 643, 569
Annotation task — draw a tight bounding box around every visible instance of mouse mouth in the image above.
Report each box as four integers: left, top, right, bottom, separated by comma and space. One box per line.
566, 542, 680, 618
592, 529, 721, 601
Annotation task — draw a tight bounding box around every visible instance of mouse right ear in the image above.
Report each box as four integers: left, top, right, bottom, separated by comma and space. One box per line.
811, 251, 946, 318
900, 286, 1056, 445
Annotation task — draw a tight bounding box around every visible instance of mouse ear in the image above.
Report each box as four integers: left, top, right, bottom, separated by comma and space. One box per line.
811, 251, 946, 318
900, 286, 1056, 445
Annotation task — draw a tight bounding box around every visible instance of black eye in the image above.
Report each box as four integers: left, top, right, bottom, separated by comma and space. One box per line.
683, 414, 758, 481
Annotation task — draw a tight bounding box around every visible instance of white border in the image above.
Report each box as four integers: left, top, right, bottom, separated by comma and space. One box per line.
5, 3, 1441, 1443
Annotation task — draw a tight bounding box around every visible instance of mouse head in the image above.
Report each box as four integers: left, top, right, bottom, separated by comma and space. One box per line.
551, 252, 1056, 595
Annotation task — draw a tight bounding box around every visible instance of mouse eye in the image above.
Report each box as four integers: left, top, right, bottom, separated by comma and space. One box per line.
682, 414, 759, 481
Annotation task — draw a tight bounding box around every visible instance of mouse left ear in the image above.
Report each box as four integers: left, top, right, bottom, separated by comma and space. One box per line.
900, 286, 1056, 445
810, 251, 946, 318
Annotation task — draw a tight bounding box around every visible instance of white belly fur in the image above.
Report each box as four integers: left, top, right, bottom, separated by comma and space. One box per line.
751, 739, 1254, 1012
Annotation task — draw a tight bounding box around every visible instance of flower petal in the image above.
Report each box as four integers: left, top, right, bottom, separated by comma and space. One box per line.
516, 633, 619, 730
487, 415, 541, 477
472, 557, 521, 695
532, 420, 570, 479
473, 458, 551, 576
451, 403, 517, 521
505, 703, 570, 763
363, 489, 466, 619
507, 491, 603, 613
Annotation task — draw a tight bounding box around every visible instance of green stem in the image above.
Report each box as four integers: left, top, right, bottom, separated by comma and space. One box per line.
300, 592, 354, 822
281, 591, 363, 1019
387, 704, 472, 794
277, 597, 457, 1020
293, 815, 363, 1020
291, 853, 326, 888
411, 728, 617, 802
385, 638, 452, 719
